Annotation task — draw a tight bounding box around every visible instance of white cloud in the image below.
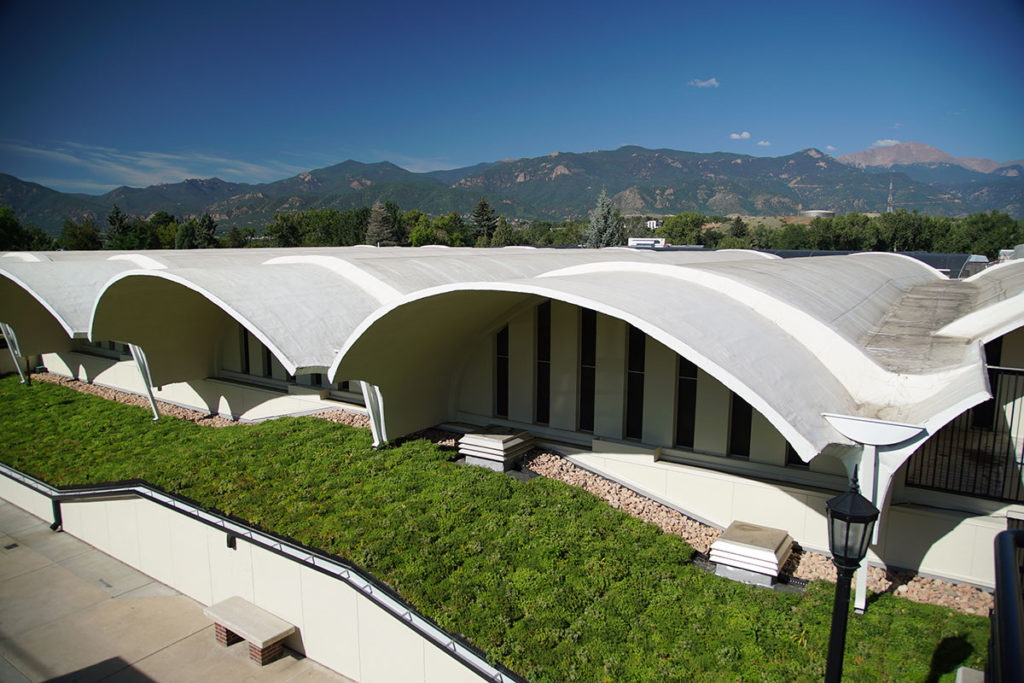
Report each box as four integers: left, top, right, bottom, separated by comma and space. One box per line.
892, 122, 903, 129
688, 77, 719, 88
0, 139, 306, 190
757, 140, 771, 147
729, 131, 751, 140
826, 145, 837, 152
871, 139, 901, 148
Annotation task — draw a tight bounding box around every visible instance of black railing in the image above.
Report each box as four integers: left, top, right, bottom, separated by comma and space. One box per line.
988, 530, 1024, 682
0, 462, 524, 683
906, 368, 1024, 502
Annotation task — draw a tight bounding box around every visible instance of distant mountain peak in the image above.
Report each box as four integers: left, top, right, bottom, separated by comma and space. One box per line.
838, 142, 952, 168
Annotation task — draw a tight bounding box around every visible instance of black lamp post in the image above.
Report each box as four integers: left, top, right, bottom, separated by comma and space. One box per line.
824, 478, 879, 683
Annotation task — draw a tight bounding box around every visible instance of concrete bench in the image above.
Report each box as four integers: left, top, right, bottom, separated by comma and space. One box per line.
203, 596, 296, 665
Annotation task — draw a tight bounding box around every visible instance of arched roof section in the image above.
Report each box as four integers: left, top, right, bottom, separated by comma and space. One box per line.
91, 263, 380, 377
937, 260, 1024, 343
331, 252, 992, 461
0, 260, 138, 337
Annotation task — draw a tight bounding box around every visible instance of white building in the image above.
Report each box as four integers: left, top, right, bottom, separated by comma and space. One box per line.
2, 246, 1022, 595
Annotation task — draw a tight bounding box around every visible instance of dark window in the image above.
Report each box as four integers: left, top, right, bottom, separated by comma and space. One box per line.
340, 380, 350, 392
311, 373, 322, 386
263, 346, 273, 378
496, 325, 509, 418
729, 392, 752, 458
579, 309, 597, 432
535, 301, 551, 424
675, 357, 698, 448
240, 326, 250, 375
786, 443, 807, 468
625, 325, 645, 440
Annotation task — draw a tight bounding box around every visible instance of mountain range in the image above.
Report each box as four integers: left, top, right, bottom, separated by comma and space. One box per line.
2, 143, 1022, 234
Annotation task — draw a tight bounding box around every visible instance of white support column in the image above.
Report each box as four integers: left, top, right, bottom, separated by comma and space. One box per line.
361, 381, 387, 448
1, 322, 28, 384
129, 343, 160, 421
823, 414, 926, 615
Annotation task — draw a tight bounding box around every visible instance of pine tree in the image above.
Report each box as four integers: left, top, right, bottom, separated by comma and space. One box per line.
197, 213, 218, 248
584, 190, 623, 248
491, 216, 515, 246
265, 214, 300, 247
175, 219, 198, 249
470, 196, 498, 241
105, 204, 131, 249
364, 201, 396, 246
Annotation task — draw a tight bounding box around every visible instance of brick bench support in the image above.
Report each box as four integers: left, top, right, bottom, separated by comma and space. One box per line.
204, 596, 296, 666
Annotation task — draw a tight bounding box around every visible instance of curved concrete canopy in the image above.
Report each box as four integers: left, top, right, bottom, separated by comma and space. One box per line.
332, 251, 1002, 461
1, 260, 140, 337
84, 247, 770, 376
937, 259, 1024, 343
4, 247, 1018, 463
91, 264, 379, 376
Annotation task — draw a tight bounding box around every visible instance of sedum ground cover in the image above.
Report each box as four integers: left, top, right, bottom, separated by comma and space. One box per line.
0, 375, 988, 681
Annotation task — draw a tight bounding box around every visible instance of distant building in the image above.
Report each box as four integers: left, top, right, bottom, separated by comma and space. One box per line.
645, 219, 662, 230
800, 209, 835, 218
627, 237, 666, 249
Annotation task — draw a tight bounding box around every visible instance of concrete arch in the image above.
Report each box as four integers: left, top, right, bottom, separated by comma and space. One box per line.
0, 269, 77, 339
0, 271, 74, 356
330, 282, 856, 460
938, 260, 1024, 342
91, 271, 297, 387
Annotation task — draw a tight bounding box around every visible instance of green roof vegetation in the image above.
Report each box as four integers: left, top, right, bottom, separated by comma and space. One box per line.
0, 375, 988, 681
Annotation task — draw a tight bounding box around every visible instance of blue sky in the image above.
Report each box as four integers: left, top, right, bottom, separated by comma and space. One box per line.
1, 0, 1022, 193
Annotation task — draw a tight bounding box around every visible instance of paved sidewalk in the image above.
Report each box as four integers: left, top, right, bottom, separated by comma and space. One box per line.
0, 498, 355, 682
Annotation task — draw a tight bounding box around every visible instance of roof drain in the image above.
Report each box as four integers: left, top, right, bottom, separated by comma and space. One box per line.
129, 343, 159, 421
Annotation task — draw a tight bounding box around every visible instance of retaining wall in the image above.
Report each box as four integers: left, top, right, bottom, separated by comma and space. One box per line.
0, 468, 515, 683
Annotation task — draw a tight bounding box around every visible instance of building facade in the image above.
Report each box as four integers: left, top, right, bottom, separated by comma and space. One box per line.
2, 246, 1022, 591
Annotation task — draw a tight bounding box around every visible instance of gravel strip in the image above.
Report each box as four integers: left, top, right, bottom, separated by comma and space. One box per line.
31, 372, 370, 428
25, 372, 994, 617
525, 451, 993, 617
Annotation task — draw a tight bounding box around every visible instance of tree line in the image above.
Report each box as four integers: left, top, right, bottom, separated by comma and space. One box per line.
1, 198, 1021, 259
653, 210, 1023, 258
0, 205, 237, 251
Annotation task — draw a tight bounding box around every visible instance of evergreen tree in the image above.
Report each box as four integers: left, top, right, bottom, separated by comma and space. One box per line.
0, 206, 30, 250
105, 204, 131, 249
364, 201, 396, 245
265, 214, 301, 247
470, 196, 498, 241
383, 200, 404, 244
59, 218, 102, 250
175, 219, 198, 249
729, 216, 748, 239
584, 190, 623, 248
197, 213, 218, 248
491, 216, 515, 246
224, 226, 247, 248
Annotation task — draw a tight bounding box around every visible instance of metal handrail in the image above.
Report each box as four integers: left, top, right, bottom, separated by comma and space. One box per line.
989, 529, 1024, 682
0, 462, 522, 683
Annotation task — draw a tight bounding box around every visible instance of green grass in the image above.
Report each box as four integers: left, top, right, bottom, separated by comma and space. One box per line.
0, 375, 988, 681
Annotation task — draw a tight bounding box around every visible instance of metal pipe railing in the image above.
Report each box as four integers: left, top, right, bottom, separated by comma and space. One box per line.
988, 529, 1024, 682
0, 462, 522, 683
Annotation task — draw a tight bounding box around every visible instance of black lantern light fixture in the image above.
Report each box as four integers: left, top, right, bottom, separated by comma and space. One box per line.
824, 473, 879, 683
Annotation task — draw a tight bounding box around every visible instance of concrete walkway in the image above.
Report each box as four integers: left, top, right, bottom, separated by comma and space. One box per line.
0, 498, 355, 682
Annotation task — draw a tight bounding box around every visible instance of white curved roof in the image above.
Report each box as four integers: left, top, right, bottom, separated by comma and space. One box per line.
3, 246, 1021, 461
